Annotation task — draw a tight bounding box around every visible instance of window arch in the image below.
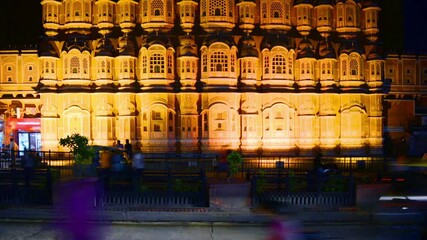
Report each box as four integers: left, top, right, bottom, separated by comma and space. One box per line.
210, 51, 228, 72
150, 53, 165, 73
151, 0, 164, 16
350, 58, 358, 76
70, 56, 80, 74
264, 56, 270, 74
270, 1, 283, 19
272, 54, 285, 74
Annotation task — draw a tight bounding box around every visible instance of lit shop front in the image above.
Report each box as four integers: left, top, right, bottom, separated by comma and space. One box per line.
5, 118, 41, 151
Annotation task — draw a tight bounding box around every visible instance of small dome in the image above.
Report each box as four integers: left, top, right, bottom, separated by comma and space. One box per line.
118, 36, 137, 56
202, 32, 236, 47
239, 35, 258, 58
260, 34, 291, 50
316, 39, 336, 59
95, 38, 115, 57
63, 34, 90, 52
142, 31, 173, 48
179, 35, 197, 57
314, 0, 333, 6
339, 39, 364, 55
294, 0, 313, 6
296, 38, 315, 59
366, 43, 383, 61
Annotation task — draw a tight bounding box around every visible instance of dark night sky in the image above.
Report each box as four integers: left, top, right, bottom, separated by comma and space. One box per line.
0, 0, 426, 53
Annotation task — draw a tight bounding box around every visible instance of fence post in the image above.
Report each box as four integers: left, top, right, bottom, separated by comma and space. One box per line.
251, 175, 257, 208
200, 168, 208, 207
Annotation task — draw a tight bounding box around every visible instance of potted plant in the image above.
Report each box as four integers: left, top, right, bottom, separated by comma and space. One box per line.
59, 133, 95, 177
226, 151, 243, 182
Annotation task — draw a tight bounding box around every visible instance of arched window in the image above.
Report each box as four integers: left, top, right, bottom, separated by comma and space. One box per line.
272, 54, 285, 74
151, 0, 164, 16
341, 59, 347, 76
150, 53, 165, 73
264, 56, 269, 74
210, 51, 228, 72
83, 58, 88, 74
70, 56, 80, 74
270, 2, 283, 18
350, 58, 358, 75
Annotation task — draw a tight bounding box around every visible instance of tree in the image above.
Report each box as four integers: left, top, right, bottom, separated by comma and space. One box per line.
59, 133, 94, 165
227, 151, 243, 182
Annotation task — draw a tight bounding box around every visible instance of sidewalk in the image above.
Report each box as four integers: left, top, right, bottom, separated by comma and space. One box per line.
0, 206, 373, 225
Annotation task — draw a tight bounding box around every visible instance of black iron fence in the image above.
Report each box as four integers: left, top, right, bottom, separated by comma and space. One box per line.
250, 172, 356, 209
96, 168, 209, 208
0, 168, 52, 206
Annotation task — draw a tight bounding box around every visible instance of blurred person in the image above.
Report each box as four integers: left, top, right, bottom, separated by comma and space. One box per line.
9, 138, 18, 156
116, 140, 124, 150
22, 148, 36, 186
266, 219, 303, 240
124, 139, 132, 158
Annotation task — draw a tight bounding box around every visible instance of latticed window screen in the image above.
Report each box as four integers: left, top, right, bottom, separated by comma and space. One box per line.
101, 61, 106, 73
45, 62, 49, 73
230, 54, 235, 72
167, 54, 173, 73
70, 56, 80, 74
346, 6, 354, 25
142, 56, 147, 73
83, 58, 88, 74
228, 0, 233, 17
210, 0, 226, 16
271, 1, 283, 18
167, 0, 172, 16
201, 0, 207, 16
261, 2, 267, 18
151, 0, 164, 16
186, 61, 191, 72
124, 61, 128, 73
51, 62, 55, 73
350, 58, 358, 75
288, 56, 292, 74
202, 54, 207, 72
341, 59, 347, 76
284, 2, 290, 20
264, 56, 269, 74
210, 51, 228, 72
142, 0, 147, 16
150, 53, 165, 73
272, 54, 285, 74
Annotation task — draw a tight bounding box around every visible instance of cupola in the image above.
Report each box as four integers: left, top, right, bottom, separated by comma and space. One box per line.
293, 0, 313, 36
177, 0, 198, 33
139, 0, 175, 32
94, 0, 116, 36
362, 0, 381, 41
260, 0, 292, 32
313, 0, 333, 37
200, 0, 236, 32
237, 0, 257, 33
117, 0, 138, 34
41, 0, 61, 36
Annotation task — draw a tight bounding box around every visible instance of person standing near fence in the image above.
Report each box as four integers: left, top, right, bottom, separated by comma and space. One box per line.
9, 138, 18, 167
124, 139, 132, 159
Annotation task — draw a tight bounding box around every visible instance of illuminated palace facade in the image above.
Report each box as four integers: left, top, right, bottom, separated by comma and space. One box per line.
1, 0, 413, 156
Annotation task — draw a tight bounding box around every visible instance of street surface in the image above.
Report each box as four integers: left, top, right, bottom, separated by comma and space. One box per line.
0, 221, 425, 240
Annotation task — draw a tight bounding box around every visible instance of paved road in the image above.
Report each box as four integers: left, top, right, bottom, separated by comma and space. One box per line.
0, 221, 426, 240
